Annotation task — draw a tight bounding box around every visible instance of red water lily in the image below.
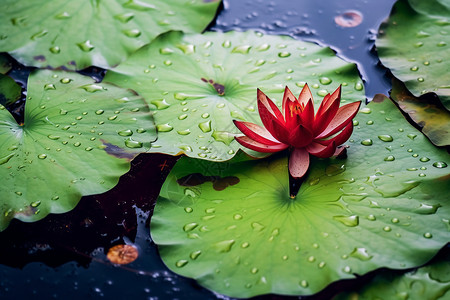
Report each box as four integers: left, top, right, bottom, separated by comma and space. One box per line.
234, 84, 361, 179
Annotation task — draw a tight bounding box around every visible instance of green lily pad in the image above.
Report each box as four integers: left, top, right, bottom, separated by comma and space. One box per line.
336, 249, 450, 300
0, 69, 156, 231
376, 0, 450, 110
0, 0, 221, 70
151, 95, 450, 298
391, 78, 450, 147
105, 30, 365, 161
0, 73, 21, 107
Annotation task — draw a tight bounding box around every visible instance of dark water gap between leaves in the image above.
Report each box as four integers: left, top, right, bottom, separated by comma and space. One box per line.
0, 0, 406, 299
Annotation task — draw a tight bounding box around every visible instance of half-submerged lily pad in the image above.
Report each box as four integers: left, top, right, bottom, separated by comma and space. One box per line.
391, 78, 450, 147
0, 69, 156, 231
0, 73, 21, 107
0, 0, 221, 70
151, 96, 449, 298
376, 0, 450, 110
336, 248, 450, 300
105, 30, 365, 161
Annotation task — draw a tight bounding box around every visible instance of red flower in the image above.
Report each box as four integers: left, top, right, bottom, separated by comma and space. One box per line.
234, 84, 361, 179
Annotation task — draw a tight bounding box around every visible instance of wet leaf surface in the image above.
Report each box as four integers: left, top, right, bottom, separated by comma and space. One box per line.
376, 0, 450, 110
152, 96, 450, 297
0, 70, 156, 230
0, 0, 221, 70
105, 30, 364, 161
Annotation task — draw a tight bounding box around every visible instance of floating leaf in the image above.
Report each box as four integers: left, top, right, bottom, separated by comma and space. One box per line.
0, 69, 156, 231
336, 248, 450, 300
151, 96, 449, 298
0, 73, 21, 107
391, 78, 450, 147
0, 0, 221, 70
376, 0, 450, 110
105, 30, 364, 161
0, 54, 13, 74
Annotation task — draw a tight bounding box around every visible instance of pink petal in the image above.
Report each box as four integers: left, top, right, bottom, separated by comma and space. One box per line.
333, 146, 347, 157
298, 83, 313, 107
289, 124, 314, 148
316, 121, 354, 146
233, 120, 280, 145
235, 136, 289, 153
257, 89, 284, 121
257, 90, 287, 137
270, 119, 290, 144
316, 101, 361, 139
289, 148, 310, 178
307, 140, 337, 158
317, 85, 341, 118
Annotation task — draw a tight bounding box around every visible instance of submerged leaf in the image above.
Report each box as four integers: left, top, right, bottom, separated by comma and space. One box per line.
0, 0, 221, 70
0, 69, 156, 231
377, 0, 450, 110
0, 73, 21, 107
151, 96, 449, 297
105, 30, 364, 161
390, 78, 450, 147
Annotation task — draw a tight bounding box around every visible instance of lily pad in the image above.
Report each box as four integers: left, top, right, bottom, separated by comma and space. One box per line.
0, 73, 21, 107
391, 78, 450, 147
376, 0, 450, 110
151, 95, 450, 298
336, 248, 450, 300
0, 54, 13, 74
0, 69, 156, 231
0, 0, 221, 70
105, 30, 365, 161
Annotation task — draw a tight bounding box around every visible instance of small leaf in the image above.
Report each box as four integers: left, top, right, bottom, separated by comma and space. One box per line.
151, 96, 449, 298
0, 69, 156, 231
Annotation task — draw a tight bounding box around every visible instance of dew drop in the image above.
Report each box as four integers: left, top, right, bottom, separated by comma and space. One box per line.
423, 232, 432, 238
354, 82, 364, 91
118, 129, 133, 136
178, 114, 188, 120
360, 107, 371, 114
156, 123, 173, 132
414, 203, 441, 214
81, 84, 105, 92
136, 128, 146, 133
433, 161, 447, 168
123, 29, 141, 38
278, 51, 291, 58
361, 139, 373, 146
183, 222, 198, 232
214, 240, 235, 253
234, 213, 243, 220
410, 66, 419, 71
177, 129, 191, 135
383, 226, 392, 232
190, 250, 201, 260
419, 157, 430, 162
417, 77, 425, 82
38, 154, 47, 159
251, 222, 265, 232
198, 120, 212, 133
384, 155, 395, 161
308, 256, 316, 262
212, 131, 234, 145
300, 280, 309, 288
201, 113, 210, 119
333, 215, 359, 227
175, 260, 188, 268
367, 214, 376, 221
125, 138, 143, 148
241, 242, 250, 248
231, 45, 251, 54
378, 135, 393, 142
77, 40, 94, 52
151, 99, 170, 110
114, 12, 134, 23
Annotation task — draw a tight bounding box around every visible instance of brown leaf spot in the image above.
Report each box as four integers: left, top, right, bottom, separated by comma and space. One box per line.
177, 173, 240, 191
33, 55, 46, 62
101, 140, 135, 161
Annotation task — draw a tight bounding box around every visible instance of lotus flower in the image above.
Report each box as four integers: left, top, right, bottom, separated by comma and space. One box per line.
234, 84, 361, 179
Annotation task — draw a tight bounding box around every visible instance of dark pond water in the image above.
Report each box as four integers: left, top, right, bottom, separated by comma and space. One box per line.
0, 0, 397, 299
